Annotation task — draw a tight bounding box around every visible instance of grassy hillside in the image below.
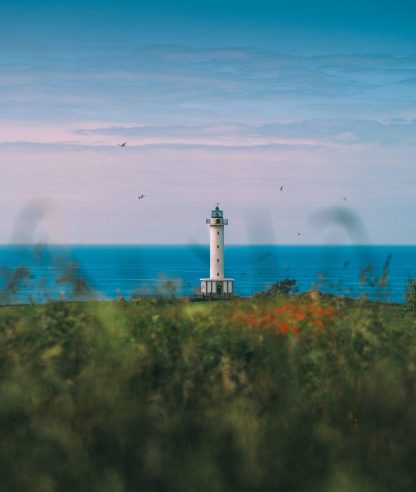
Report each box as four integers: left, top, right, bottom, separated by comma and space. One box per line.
0, 295, 415, 491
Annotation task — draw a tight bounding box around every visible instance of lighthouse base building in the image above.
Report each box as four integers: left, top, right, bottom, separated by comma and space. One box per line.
200, 205, 234, 298
200, 278, 234, 297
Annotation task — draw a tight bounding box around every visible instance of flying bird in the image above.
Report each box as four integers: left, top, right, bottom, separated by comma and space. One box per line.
297, 232, 302, 236
138, 194, 146, 199
343, 197, 348, 202
118, 142, 127, 147
280, 186, 284, 191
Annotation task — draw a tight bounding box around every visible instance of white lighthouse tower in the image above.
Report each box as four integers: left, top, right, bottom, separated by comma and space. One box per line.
200, 204, 234, 297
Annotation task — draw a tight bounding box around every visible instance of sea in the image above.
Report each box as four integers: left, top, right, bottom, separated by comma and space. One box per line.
0, 244, 415, 304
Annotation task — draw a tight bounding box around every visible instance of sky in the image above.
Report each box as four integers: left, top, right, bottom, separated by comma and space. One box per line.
1, 0, 415, 244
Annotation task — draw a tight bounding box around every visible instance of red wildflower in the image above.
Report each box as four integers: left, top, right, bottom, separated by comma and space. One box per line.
233, 301, 336, 337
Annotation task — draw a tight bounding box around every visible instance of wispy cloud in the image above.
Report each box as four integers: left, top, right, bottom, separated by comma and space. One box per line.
74, 118, 416, 148
1, 43, 415, 243
1, 46, 415, 124
1, 116, 415, 149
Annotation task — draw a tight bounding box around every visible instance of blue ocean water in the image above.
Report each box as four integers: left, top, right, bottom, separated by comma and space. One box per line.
0, 245, 415, 304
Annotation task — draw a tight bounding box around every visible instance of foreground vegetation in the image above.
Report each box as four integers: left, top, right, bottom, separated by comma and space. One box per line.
1, 292, 416, 491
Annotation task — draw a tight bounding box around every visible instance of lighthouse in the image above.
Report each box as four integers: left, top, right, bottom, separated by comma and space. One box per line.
200, 204, 234, 297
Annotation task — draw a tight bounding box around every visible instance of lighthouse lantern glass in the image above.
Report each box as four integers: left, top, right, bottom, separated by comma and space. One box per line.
211, 207, 223, 219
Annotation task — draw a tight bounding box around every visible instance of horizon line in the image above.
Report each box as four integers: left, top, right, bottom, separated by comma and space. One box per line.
1, 243, 416, 247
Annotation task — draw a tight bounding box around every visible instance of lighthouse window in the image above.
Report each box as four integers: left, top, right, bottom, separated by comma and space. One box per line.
217, 231, 219, 235
216, 219, 220, 224
217, 273, 219, 276
217, 245, 219, 249
217, 259, 219, 262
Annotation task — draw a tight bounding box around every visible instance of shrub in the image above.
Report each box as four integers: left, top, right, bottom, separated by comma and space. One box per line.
404, 276, 416, 312
0, 296, 414, 491
254, 278, 299, 298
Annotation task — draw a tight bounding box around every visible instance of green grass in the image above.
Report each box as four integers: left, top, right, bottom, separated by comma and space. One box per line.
1, 296, 416, 491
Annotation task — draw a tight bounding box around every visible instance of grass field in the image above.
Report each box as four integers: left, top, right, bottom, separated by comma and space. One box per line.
1, 293, 416, 491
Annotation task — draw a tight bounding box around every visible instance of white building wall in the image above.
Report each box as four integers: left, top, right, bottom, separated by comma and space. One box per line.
210, 225, 224, 279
